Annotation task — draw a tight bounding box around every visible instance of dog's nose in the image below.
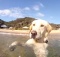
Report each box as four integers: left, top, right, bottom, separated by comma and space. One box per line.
31, 30, 37, 36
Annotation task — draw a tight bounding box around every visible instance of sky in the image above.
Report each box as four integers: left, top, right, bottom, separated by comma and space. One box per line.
0, 0, 60, 24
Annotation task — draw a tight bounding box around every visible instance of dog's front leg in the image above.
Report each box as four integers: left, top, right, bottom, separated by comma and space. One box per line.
9, 41, 24, 51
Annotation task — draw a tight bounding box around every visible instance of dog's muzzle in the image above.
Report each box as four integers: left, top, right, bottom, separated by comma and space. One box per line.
31, 30, 37, 38
31, 30, 48, 43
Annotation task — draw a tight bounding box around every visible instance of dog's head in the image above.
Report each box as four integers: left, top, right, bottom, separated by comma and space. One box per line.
29, 20, 52, 42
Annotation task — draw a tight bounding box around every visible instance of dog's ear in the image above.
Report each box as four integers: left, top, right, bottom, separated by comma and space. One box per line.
45, 24, 52, 37
47, 24, 52, 33
29, 24, 32, 32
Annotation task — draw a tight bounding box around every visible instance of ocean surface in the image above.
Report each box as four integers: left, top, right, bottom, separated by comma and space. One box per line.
0, 32, 60, 57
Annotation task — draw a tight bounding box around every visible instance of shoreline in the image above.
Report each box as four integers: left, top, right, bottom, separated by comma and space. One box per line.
0, 29, 60, 34
0, 29, 29, 34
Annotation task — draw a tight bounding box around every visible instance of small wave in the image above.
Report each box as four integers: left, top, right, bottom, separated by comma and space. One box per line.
0, 32, 29, 36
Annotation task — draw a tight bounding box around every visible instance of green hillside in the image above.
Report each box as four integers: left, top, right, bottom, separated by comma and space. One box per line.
5, 17, 35, 29
0, 17, 60, 30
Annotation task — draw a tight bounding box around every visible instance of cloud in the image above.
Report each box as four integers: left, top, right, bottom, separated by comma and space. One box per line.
40, 3, 44, 7
24, 7, 30, 11
0, 8, 24, 18
0, 5, 44, 19
32, 3, 44, 11
10, 8, 24, 18
37, 12, 45, 17
0, 9, 11, 16
35, 17, 42, 20
33, 5, 40, 11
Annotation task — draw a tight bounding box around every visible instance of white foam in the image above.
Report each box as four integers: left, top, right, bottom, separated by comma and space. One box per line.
0, 32, 28, 36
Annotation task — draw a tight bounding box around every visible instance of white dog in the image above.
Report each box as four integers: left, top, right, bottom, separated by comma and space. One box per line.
29, 19, 52, 42
9, 19, 52, 57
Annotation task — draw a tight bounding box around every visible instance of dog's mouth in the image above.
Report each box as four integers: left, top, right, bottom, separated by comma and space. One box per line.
31, 34, 41, 39
31, 34, 48, 43
31, 34, 36, 39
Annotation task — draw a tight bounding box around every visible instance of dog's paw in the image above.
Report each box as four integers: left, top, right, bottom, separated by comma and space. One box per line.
44, 40, 48, 43
9, 41, 18, 51
9, 45, 16, 51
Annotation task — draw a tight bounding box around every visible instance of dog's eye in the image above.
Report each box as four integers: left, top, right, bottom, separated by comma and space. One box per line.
40, 24, 44, 27
33, 24, 35, 26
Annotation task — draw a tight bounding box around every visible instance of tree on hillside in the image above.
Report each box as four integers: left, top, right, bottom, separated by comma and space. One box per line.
0, 19, 5, 28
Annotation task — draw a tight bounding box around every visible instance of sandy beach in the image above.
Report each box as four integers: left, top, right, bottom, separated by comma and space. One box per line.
51, 30, 60, 33
0, 29, 29, 34
0, 29, 60, 34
